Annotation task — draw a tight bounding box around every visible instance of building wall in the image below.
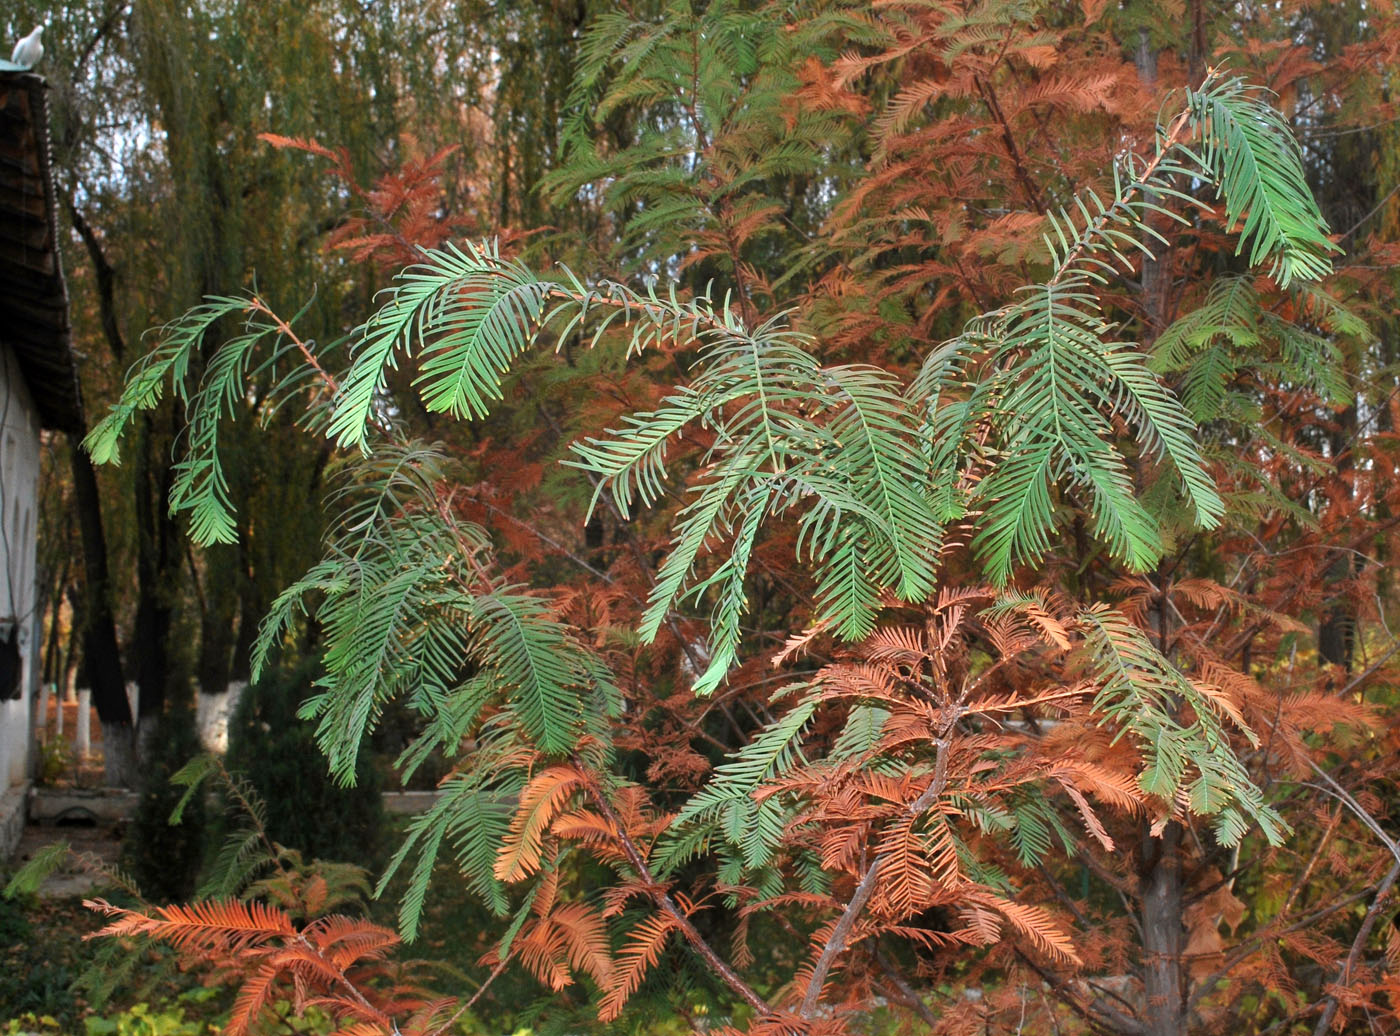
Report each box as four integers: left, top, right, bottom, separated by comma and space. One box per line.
0, 343, 40, 803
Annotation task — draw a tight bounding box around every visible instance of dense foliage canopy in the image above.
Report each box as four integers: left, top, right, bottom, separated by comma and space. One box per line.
13, 1, 1400, 1035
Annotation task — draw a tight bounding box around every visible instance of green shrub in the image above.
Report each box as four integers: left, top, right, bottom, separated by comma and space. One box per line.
0, 895, 78, 1023
5, 990, 223, 1036
35, 735, 75, 786
224, 663, 385, 866
122, 705, 207, 902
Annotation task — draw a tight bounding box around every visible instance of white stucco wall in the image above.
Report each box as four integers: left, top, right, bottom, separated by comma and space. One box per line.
0, 344, 40, 797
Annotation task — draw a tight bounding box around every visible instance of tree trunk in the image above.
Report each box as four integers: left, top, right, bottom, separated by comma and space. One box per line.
102, 721, 137, 787
41, 557, 66, 686
1319, 404, 1359, 671
69, 198, 179, 741
197, 543, 240, 699
1133, 36, 1187, 1036
1136, 33, 1167, 335
68, 437, 133, 786
132, 414, 177, 730
1140, 820, 1186, 1036
230, 581, 260, 684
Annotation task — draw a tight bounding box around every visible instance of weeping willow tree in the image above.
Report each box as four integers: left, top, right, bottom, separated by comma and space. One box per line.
18, 0, 601, 780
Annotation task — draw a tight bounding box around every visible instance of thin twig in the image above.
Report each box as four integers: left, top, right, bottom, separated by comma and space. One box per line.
424, 956, 512, 1036
1311, 858, 1400, 1036
874, 949, 938, 1027
576, 763, 772, 1016
246, 295, 340, 394
1303, 758, 1400, 863
799, 735, 953, 1018
1047, 105, 1195, 287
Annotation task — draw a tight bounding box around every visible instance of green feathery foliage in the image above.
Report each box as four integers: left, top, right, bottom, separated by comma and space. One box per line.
86, 74, 1334, 697
81, 63, 1340, 971
83, 293, 336, 545
1185, 75, 1337, 285
2, 842, 71, 899
376, 740, 525, 939
253, 442, 620, 781
1152, 276, 1362, 423
1077, 604, 1285, 846
654, 694, 818, 875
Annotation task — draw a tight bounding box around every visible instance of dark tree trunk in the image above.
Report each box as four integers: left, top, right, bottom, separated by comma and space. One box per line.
132, 417, 176, 726
1319, 404, 1359, 671
1140, 820, 1186, 1036
197, 518, 245, 698
68, 437, 133, 785
197, 581, 237, 699
41, 557, 67, 686
230, 574, 261, 684
69, 198, 180, 738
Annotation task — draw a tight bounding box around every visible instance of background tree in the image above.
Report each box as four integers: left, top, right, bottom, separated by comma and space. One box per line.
8, 0, 606, 779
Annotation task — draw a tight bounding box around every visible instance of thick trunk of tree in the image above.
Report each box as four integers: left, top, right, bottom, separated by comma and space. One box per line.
71, 198, 180, 738
1140, 820, 1186, 1036
230, 582, 260, 683
197, 541, 241, 699
132, 418, 177, 729
197, 603, 236, 698
1319, 404, 1359, 671
101, 718, 137, 787
69, 438, 132, 785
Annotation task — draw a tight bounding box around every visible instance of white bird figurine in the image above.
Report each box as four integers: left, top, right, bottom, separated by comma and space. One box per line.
11, 26, 44, 69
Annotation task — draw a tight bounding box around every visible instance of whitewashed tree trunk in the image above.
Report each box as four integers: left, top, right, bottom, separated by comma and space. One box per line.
196, 680, 245, 753
101, 720, 135, 786
76, 688, 91, 757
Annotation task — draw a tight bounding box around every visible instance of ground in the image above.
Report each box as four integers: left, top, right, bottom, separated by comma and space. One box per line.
12, 819, 124, 898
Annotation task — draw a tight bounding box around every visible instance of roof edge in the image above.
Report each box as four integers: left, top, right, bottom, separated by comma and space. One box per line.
0, 69, 84, 434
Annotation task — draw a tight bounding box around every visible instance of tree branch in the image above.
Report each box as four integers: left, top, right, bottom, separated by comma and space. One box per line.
799, 735, 952, 1018
64, 198, 125, 362
1310, 857, 1400, 1036
1013, 948, 1147, 1036
577, 764, 771, 1016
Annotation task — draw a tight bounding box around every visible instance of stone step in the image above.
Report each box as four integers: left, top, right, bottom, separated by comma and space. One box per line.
25, 786, 443, 825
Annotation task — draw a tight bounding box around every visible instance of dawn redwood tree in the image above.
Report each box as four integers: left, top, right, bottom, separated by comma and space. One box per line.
77, 1, 1400, 1034
808, 3, 1400, 1033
